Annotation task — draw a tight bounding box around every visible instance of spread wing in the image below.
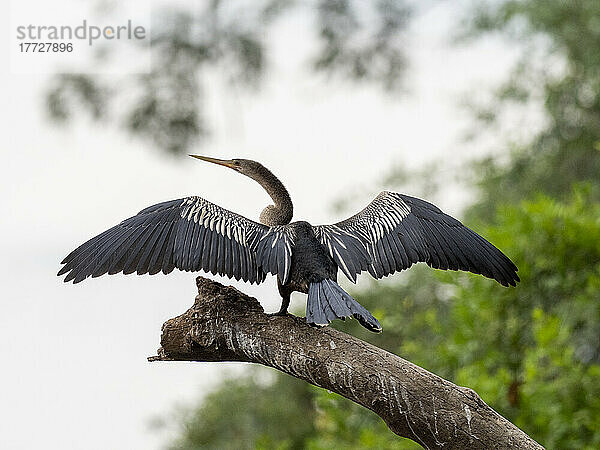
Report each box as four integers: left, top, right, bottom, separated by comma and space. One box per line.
58, 196, 294, 284
254, 226, 295, 284
313, 191, 519, 286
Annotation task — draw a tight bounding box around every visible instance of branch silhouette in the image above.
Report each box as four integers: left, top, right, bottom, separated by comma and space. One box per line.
149, 277, 544, 450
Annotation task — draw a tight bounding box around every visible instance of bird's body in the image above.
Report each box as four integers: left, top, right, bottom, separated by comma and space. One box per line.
59, 156, 519, 332
276, 221, 336, 305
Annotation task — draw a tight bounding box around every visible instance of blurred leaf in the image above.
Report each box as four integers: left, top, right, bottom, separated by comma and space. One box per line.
45, 0, 412, 155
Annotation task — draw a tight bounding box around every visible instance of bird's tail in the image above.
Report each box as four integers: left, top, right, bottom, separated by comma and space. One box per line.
307, 279, 382, 333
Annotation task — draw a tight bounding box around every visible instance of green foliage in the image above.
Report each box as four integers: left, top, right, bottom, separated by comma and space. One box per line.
167, 370, 316, 450
463, 0, 600, 220
443, 190, 600, 448
432, 190, 600, 448
519, 309, 600, 449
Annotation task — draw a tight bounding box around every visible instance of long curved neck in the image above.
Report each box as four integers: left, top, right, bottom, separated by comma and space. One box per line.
251, 165, 293, 226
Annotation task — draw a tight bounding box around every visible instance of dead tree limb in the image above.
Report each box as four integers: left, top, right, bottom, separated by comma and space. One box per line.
149, 277, 544, 450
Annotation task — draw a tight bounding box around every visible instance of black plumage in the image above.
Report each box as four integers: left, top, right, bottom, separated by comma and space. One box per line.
59, 156, 519, 332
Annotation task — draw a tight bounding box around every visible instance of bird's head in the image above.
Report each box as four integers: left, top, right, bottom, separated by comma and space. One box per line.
189, 155, 264, 178
189, 154, 292, 225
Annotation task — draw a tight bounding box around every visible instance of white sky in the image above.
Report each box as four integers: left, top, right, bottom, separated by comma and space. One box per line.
0, 1, 521, 449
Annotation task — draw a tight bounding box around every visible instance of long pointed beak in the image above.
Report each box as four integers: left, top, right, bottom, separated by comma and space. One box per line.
189, 154, 237, 169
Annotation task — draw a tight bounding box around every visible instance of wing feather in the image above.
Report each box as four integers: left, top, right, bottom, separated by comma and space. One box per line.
58, 196, 287, 284
313, 191, 519, 286
149, 222, 173, 275
137, 222, 167, 275
253, 226, 295, 284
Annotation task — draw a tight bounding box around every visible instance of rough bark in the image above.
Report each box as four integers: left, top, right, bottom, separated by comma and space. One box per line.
149, 276, 544, 450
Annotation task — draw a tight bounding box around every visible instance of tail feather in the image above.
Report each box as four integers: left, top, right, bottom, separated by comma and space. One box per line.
308, 282, 329, 325
307, 279, 382, 333
322, 280, 353, 317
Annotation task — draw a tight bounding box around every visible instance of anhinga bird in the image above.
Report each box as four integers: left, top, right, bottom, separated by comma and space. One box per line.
59, 156, 519, 332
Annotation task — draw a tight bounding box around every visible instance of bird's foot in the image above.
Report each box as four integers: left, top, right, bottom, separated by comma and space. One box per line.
270, 308, 291, 317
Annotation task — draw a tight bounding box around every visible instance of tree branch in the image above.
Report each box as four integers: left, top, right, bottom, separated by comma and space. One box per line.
149, 277, 544, 450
